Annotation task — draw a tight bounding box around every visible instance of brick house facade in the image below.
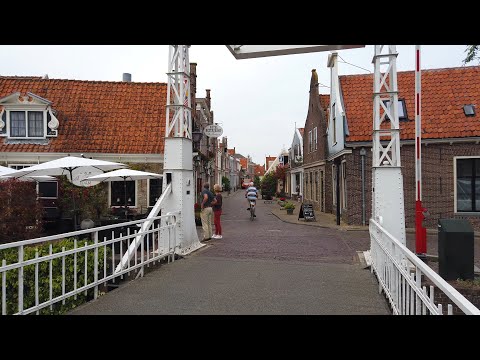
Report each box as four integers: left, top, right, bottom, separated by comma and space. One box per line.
323, 54, 480, 230
0, 69, 213, 228
301, 69, 328, 212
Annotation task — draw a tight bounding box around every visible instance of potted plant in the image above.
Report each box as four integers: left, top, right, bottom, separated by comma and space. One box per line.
284, 202, 295, 215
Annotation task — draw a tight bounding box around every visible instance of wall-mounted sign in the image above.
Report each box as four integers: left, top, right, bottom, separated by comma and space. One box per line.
75, 169, 103, 187
204, 124, 223, 138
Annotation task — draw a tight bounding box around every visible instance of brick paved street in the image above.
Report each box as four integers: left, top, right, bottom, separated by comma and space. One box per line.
71, 190, 391, 315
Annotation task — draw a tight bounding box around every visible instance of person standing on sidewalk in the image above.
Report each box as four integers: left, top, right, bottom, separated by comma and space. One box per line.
200, 183, 215, 241
212, 183, 223, 239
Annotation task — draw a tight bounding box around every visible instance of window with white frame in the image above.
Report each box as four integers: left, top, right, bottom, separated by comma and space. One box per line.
303, 172, 309, 200
383, 99, 408, 121
456, 158, 480, 212
314, 127, 317, 150
149, 178, 163, 207
110, 181, 136, 207
310, 172, 313, 201
0, 93, 59, 139
10, 111, 44, 137
9, 164, 58, 199
309, 130, 313, 153
332, 103, 337, 144
332, 164, 337, 205
341, 161, 347, 209
38, 181, 58, 199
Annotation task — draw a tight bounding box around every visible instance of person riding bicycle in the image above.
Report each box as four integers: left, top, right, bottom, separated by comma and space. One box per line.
245, 182, 258, 217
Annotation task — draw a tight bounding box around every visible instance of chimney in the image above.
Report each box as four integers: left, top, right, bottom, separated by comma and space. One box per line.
190, 63, 197, 99
206, 89, 211, 110
327, 52, 338, 68
122, 73, 132, 82
310, 69, 318, 93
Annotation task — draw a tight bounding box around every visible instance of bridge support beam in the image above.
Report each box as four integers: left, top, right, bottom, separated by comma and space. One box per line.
162, 45, 204, 255
372, 45, 406, 248
162, 137, 202, 255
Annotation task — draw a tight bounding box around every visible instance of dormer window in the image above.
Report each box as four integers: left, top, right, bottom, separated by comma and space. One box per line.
0, 92, 59, 139
463, 104, 476, 117
383, 99, 408, 121
10, 111, 44, 137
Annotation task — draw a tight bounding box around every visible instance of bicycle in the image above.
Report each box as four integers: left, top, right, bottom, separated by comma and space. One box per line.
249, 199, 256, 221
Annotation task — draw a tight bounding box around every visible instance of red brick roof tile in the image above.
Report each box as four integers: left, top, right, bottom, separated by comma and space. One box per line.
0, 77, 167, 153
319, 94, 330, 111
339, 66, 480, 142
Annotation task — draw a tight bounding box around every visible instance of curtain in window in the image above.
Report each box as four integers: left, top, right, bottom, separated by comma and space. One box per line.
111, 181, 136, 207
10, 111, 26, 137
456, 158, 478, 212
28, 111, 44, 137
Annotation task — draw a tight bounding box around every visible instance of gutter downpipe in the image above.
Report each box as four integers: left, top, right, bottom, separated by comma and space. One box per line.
336, 159, 340, 225
360, 147, 367, 226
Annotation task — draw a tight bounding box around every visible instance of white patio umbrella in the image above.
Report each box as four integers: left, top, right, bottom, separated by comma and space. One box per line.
0, 165, 55, 182
11, 156, 126, 182
10, 156, 126, 229
84, 169, 163, 219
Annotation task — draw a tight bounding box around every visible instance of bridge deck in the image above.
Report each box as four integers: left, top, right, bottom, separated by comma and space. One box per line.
70, 191, 391, 315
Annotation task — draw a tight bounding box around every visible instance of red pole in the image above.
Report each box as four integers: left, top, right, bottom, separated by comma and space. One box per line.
415, 45, 427, 255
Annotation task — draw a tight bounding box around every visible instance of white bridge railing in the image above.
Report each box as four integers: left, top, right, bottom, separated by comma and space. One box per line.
370, 218, 480, 315
0, 212, 180, 315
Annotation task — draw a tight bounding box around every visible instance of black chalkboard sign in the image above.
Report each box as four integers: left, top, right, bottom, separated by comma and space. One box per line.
298, 203, 316, 221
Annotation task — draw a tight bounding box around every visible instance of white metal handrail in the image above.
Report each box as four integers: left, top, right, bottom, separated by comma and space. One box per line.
0, 212, 180, 315
115, 183, 172, 273
370, 218, 480, 315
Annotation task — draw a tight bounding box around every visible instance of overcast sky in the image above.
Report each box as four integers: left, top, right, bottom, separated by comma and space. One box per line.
0, 45, 470, 164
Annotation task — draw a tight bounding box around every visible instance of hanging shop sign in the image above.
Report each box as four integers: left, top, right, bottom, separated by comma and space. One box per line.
204, 124, 223, 138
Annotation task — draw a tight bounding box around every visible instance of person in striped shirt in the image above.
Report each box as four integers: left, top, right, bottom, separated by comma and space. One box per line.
245, 182, 258, 217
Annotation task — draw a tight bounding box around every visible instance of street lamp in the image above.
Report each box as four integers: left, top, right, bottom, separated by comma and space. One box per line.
192, 129, 203, 151
193, 154, 201, 168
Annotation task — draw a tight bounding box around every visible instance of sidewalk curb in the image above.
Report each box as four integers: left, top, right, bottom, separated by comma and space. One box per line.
270, 209, 368, 232
270, 210, 340, 230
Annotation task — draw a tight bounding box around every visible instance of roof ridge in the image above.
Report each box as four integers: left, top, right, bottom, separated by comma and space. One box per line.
339, 65, 480, 78
0, 76, 167, 85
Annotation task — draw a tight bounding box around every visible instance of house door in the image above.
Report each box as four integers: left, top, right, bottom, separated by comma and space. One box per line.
320, 170, 324, 212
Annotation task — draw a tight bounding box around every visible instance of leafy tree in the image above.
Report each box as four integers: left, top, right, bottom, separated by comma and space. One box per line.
0, 179, 44, 244
253, 175, 261, 188
463, 45, 480, 65
261, 172, 277, 198
275, 164, 287, 182
57, 176, 109, 221
221, 176, 231, 191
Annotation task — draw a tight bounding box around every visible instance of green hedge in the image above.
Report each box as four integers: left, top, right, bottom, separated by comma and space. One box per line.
0, 237, 110, 315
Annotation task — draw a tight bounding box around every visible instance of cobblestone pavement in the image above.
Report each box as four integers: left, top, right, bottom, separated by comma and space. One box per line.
71, 190, 391, 315
198, 191, 371, 264
268, 198, 480, 269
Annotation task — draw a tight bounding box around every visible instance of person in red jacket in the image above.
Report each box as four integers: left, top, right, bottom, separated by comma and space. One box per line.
212, 183, 223, 239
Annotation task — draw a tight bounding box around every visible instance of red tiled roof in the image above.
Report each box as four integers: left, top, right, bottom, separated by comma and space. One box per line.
298, 128, 304, 136
340, 66, 480, 142
319, 94, 330, 111
254, 164, 265, 176
240, 158, 248, 169
0, 77, 167, 153
227, 149, 235, 155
